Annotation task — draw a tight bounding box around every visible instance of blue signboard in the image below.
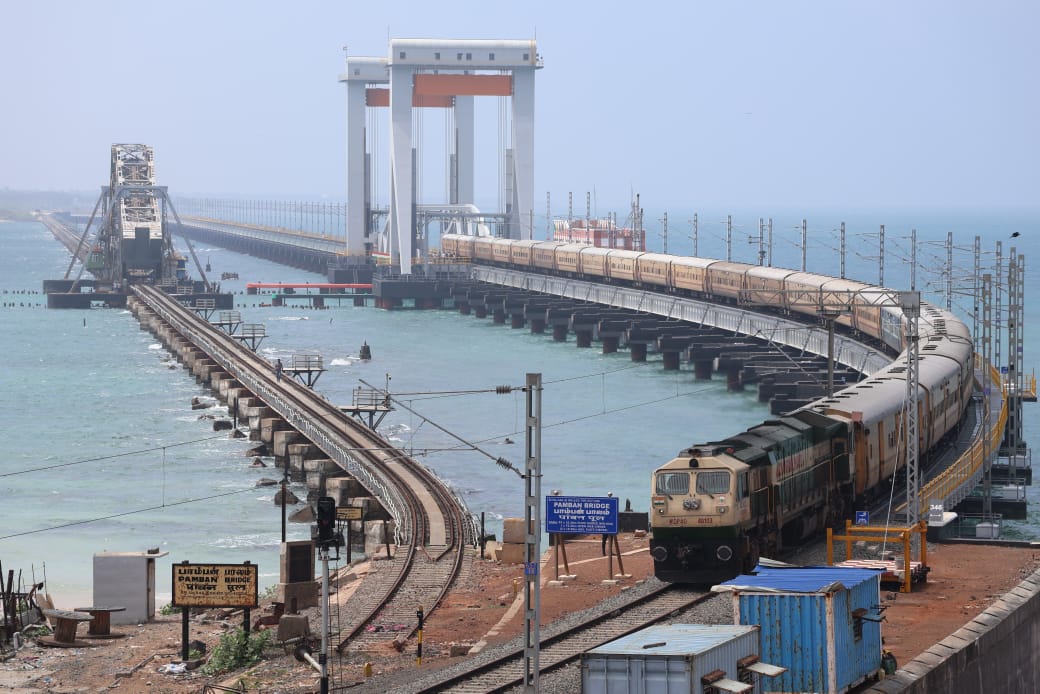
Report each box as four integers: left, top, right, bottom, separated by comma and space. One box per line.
546, 495, 618, 534
855, 511, 869, 526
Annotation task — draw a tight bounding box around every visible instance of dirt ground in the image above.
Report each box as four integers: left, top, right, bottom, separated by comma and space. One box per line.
2, 536, 1037, 693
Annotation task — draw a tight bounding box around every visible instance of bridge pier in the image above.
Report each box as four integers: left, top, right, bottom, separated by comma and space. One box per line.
693, 359, 714, 379
529, 317, 546, 333
629, 343, 648, 362
661, 351, 682, 370
601, 335, 619, 354
575, 329, 593, 347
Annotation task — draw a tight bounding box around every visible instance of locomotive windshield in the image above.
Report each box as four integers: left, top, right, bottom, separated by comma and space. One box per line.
656, 471, 689, 495
696, 471, 730, 495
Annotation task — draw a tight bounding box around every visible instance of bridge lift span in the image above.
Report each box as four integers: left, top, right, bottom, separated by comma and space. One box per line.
340, 38, 542, 274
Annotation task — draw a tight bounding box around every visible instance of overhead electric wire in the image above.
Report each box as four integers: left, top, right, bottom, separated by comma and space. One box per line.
0, 485, 264, 540
0, 433, 233, 478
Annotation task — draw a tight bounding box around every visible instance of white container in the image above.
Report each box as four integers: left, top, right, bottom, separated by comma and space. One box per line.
582, 624, 766, 694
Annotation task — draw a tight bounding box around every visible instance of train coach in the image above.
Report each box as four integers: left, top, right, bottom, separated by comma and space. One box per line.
648, 301, 974, 584
437, 233, 975, 585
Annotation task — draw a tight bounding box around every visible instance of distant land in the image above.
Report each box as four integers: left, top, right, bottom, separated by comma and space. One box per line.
0, 189, 95, 218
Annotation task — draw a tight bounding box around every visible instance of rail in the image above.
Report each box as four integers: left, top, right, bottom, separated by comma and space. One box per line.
131, 285, 408, 543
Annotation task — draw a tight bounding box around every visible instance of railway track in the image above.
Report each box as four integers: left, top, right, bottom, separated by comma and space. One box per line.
408, 584, 711, 693
129, 285, 473, 655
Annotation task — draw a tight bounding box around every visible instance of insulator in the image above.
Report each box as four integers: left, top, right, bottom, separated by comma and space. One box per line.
495, 385, 512, 394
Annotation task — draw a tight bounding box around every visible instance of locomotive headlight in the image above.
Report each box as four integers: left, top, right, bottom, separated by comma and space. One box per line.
716, 545, 733, 561
716, 505, 728, 514
682, 498, 701, 510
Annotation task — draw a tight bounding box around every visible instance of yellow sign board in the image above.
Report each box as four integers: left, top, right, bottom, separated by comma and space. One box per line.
337, 506, 363, 521
171, 563, 259, 608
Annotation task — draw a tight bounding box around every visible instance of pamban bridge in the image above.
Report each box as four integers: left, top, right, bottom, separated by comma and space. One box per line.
33, 37, 1040, 694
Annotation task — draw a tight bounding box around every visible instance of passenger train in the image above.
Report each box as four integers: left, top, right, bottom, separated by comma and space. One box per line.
441, 233, 976, 583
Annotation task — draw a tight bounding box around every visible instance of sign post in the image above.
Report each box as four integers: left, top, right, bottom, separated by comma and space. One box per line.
546, 495, 619, 580
172, 561, 258, 660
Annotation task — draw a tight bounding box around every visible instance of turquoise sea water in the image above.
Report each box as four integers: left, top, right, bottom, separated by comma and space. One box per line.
1, 209, 1037, 605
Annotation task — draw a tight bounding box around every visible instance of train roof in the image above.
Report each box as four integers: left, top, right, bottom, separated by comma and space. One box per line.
671, 256, 717, 270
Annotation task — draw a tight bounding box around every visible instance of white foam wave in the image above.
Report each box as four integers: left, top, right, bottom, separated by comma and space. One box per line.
148, 343, 163, 350
272, 316, 309, 321
330, 357, 357, 366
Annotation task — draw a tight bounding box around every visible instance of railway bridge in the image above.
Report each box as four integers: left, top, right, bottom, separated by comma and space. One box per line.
127, 283, 475, 656
143, 215, 1028, 525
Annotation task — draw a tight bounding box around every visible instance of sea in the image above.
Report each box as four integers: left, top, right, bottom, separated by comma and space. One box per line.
1, 207, 1038, 606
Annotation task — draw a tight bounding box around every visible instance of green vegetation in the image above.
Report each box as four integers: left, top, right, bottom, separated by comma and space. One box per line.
159, 602, 180, 616
200, 628, 272, 675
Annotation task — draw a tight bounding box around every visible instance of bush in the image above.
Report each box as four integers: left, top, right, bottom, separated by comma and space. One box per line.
200, 628, 271, 675
158, 602, 179, 616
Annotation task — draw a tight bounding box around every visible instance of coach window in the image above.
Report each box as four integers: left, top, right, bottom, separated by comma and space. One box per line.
737, 472, 748, 499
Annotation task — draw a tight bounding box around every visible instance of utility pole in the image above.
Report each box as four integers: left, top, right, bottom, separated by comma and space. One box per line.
839, 222, 846, 279
522, 373, 543, 692
690, 213, 698, 257
902, 291, 921, 553
726, 214, 732, 262
801, 218, 807, 272
661, 212, 668, 255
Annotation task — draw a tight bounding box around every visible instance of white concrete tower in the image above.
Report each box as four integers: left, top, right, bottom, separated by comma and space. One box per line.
339, 56, 389, 256
342, 38, 541, 274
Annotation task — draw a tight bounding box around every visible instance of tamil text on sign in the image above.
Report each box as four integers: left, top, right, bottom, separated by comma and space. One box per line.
172, 563, 259, 608
545, 495, 619, 535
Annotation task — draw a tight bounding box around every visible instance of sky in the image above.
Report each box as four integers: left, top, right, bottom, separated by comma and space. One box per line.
2, 1, 1037, 214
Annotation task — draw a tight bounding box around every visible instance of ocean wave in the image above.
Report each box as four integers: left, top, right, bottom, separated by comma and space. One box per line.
330, 357, 358, 366
148, 343, 163, 350
272, 316, 309, 321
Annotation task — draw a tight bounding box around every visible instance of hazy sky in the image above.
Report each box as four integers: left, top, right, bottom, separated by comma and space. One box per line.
2, 1, 1037, 213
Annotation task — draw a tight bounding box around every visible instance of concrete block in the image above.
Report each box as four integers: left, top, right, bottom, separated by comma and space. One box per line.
326, 477, 366, 503
276, 614, 311, 642
279, 582, 318, 612
273, 430, 302, 458
502, 518, 532, 544
496, 542, 525, 564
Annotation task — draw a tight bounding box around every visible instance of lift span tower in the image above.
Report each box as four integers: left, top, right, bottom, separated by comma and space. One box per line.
340, 38, 542, 274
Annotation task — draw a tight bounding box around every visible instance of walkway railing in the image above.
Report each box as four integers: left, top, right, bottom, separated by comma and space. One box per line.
906, 361, 1008, 517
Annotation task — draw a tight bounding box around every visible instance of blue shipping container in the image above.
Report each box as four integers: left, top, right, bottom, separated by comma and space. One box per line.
716, 566, 883, 693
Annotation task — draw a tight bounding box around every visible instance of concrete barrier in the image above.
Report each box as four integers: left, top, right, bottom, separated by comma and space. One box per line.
863, 566, 1040, 693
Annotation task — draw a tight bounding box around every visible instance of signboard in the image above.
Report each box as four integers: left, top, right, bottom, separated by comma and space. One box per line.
929, 499, 945, 524
171, 562, 259, 608
337, 506, 363, 521
855, 511, 869, 526
546, 495, 618, 535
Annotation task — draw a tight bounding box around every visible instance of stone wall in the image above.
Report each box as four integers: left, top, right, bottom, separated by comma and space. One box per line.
864, 566, 1040, 693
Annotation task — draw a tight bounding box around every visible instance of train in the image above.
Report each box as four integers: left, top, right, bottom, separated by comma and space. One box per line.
440, 232, 976, 583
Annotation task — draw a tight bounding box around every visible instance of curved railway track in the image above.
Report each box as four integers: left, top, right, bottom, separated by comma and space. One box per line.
407, 584, 710, 693
129, 285, 473, 654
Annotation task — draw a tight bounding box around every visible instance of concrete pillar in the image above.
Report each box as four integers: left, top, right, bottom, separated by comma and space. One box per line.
529, 317, 545, 333
511, 314, 525, 329
575, 329, 593, 348
602, 336, 619, 354
630, 343, 648, 362
662, 352, 681, 370
693, 360, 714, 380
511, 67, 536, 239
492, 308, 506, 324
552, 324, 568, 342
390, 63, 415, 273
